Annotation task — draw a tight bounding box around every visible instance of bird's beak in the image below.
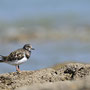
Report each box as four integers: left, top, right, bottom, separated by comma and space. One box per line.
31, 48, 35, 50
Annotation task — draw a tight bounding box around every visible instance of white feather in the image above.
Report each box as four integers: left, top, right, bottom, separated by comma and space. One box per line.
6, 56, 27, 66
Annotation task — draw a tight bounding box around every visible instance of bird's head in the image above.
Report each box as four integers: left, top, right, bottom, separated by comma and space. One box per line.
23, 44, 35, 51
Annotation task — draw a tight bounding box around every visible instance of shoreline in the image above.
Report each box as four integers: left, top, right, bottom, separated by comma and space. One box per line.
0, 62, 90, 90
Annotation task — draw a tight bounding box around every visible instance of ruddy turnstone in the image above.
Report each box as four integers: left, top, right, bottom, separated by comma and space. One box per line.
0, 44, 35, 72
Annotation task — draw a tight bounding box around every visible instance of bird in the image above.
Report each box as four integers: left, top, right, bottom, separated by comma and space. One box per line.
0, 44, 35, 72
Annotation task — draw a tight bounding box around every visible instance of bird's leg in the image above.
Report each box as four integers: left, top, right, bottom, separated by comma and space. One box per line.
16, 65, 20, 72
18, 65, 20, 69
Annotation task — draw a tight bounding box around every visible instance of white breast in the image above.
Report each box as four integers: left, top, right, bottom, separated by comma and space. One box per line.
6, 56, 27, 66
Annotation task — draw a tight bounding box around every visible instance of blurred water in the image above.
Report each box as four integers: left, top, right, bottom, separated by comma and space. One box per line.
0, 40, 90, 73
0, 0, 90, 26
0, 0, 90, 74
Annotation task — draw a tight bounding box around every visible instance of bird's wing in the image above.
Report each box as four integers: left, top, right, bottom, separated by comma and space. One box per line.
6, 49, 25, 61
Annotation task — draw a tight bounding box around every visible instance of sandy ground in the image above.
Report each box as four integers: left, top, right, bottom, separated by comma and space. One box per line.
0, 63, 90, 90
18, 76, 90, 90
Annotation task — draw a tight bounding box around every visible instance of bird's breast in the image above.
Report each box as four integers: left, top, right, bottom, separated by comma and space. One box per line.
6, 56, 27, 66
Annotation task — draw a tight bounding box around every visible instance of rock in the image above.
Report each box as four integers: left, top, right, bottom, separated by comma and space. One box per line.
0, 63, 90, 90
52, 63, 90, 80
17, 76, 90, 90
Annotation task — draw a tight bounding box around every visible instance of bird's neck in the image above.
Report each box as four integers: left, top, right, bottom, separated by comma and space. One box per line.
25, 50, 31, 59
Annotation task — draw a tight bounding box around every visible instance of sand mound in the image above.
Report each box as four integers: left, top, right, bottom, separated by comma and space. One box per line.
0, 63, 90, 90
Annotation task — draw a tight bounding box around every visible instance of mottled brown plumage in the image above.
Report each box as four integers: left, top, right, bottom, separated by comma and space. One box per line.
3, 49, 31, 62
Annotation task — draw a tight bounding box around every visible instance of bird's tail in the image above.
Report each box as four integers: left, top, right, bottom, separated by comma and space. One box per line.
0, 55, 4, 62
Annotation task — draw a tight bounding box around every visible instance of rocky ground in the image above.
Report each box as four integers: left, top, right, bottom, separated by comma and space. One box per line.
0, 63, 90, 90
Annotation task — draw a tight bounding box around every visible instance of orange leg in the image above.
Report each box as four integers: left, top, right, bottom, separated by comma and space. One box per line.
16, 65, 20, 72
